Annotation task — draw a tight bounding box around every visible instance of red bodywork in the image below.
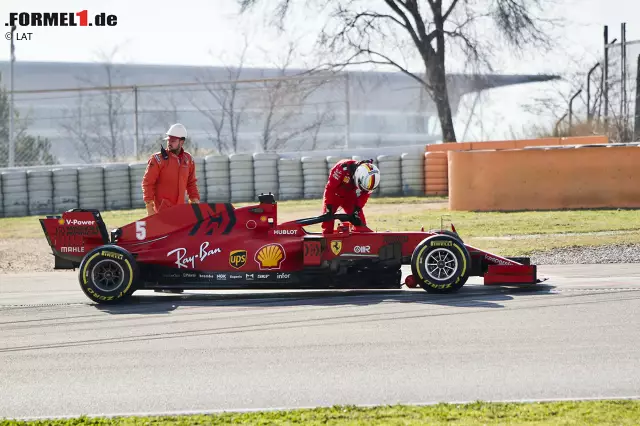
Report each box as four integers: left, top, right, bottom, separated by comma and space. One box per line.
39, 194, 540, 290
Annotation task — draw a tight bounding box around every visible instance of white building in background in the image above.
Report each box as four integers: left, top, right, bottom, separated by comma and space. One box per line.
0, 60, 558, 165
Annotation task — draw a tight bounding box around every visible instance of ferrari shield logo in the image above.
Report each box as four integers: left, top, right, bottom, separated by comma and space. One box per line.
229, 250, 247, 269
330, 240, 342, 255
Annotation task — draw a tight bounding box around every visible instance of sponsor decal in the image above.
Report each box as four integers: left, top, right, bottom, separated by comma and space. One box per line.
199, 274, 215, 279
101, 251, 123, 260
257, 274, 270, 279
55, 225, 98, 237
166, 241, 222, 269
229, 249, 247, 269
430, 241, 453, 247
383, 235, 409, 244
273, 229, 297, 235
304, 241, 321, 256
342, 176, 350, 183
255, 243, 286, 270
485, 254, 513, 265
276, 273, 291, 279
66, 219, 95, 226
60, 246, 84, 253
182, 272, 197, 278
246, 220, 257, 230
161, 273, 181, 278
353, 245, 371, 254
330, 240, 342, 255
245, 273, 254, 280
216, 273, 227, 280
229, 274, 243, 279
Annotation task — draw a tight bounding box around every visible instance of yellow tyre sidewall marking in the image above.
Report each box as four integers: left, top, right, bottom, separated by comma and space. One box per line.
82, 251, 134, 300
415, 240, 467, 289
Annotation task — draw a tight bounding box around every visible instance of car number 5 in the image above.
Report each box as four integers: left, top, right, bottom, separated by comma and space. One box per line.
136, 221, 146, 240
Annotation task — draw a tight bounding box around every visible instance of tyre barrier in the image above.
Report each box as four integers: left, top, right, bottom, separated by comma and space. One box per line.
229, 153, 254, 203
129, 162, 147, 209
2, 170, 28, 217
278, 157, 303, 200
205, 155, 230, 202
27, 169, 54, 215
0, 152, 433, 217
302, 156, 327, 199
104, 164, 131, 211
376, 154, 402, 196
253, 153, 280, 200
78, 166, 105, 211
401, 152, 424, 196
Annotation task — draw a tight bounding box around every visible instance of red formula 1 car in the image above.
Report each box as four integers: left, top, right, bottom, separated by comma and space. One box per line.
39, 193, 542, 304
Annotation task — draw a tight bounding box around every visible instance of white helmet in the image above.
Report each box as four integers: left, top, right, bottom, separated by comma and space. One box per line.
353, 162, 380, 192
164, 123, 187, 139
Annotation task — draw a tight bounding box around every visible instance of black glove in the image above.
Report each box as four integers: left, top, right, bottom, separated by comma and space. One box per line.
324, 204, 334, 215
350, 208, 362, 226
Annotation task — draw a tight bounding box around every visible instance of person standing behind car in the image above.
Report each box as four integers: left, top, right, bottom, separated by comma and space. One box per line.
142, 123, 200, 216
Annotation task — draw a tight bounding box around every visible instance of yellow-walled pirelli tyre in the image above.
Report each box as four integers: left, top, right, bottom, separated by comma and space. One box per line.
78, 245, 138, 304
410, 234, 471, 294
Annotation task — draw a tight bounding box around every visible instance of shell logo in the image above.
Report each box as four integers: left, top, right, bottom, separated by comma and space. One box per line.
254, 243, 286, 270
58, 218, 65, 225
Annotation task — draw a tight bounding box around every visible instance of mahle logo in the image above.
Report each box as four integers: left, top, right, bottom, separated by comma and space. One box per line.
229, 250, 247, 269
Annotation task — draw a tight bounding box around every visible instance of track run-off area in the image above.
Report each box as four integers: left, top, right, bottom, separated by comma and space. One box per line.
1, 263, 640, 420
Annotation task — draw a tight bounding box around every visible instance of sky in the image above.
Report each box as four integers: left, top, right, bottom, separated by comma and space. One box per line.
1, 0, 639, 141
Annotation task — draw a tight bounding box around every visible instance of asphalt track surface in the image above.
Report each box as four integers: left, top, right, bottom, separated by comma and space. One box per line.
2, 264, 640, 420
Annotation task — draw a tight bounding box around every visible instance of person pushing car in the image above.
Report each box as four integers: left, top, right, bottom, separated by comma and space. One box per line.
321, 158, 381, 234
142, 123, 200, 217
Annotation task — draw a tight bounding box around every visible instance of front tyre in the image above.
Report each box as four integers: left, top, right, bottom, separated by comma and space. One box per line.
411, 234, 471, 294
78, 245, 138, 303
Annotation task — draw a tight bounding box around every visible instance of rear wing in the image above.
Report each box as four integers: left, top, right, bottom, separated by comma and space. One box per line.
39, 209, 110, 269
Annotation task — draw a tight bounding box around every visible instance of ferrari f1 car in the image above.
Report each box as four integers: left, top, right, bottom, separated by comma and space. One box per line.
39, 193, 543, 304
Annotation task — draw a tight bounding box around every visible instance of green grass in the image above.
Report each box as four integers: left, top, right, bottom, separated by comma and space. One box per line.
4, 195, 640, 256
3, 400, 640, 425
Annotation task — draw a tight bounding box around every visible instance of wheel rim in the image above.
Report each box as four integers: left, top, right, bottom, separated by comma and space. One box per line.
91, 259, 125, 292
424, 248, 458, 281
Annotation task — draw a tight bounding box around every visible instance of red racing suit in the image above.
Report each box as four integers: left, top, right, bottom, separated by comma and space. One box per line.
142, 147, 200, 213
322, 159, 372, 234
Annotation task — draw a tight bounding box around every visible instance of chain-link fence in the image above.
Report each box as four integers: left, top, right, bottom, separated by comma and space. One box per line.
604, 38, 640, 142
0, 67, 446, 167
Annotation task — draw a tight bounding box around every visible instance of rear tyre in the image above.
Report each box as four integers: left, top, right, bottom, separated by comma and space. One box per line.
78, 245, 138, 303
411, 234, 471, 294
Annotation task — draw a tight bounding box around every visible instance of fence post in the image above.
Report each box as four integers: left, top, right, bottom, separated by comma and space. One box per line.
587, 63, 600, 122
634, 54, 640, 141
133, 85, 139, 159
555, 112, 567, 136
344, 72, 350, 149
604, 25, 609, 132
569, 89, 582, 135
8, 25, 16, 167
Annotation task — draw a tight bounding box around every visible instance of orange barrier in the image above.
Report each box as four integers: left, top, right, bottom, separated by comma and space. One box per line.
424, 151, 448, 195
448, 145, 640, 211
423, 135, 610, 196
425, 135, 609, 152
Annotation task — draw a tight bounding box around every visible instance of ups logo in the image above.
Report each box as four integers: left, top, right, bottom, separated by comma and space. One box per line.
229, 250, 247, 269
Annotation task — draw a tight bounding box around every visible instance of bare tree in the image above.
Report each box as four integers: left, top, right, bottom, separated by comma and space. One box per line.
253, 41, 339, 152
237, 0, 559, 143
59, 46, 132, 162
188, 36, 251, 154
